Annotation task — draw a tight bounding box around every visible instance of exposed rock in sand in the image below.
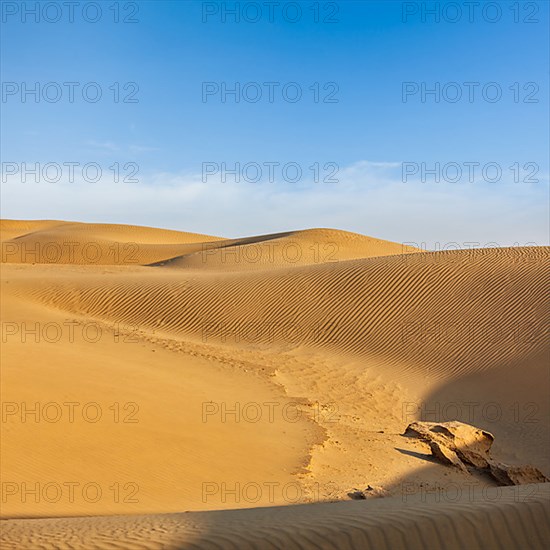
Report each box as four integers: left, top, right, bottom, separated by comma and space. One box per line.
489, 463, 550, 486
404, 421, 549, 485
428, 440, 468, 473
348, 485, 390, 499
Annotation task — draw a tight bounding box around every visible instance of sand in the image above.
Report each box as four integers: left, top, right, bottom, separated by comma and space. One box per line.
1, 219, 548, 549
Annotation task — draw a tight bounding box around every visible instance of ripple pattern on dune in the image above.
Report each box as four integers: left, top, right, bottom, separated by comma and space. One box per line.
1, 484, 548, 550
23, 246, 549, 380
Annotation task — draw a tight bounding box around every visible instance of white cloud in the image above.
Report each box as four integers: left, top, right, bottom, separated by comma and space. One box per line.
1, 161, 548, 247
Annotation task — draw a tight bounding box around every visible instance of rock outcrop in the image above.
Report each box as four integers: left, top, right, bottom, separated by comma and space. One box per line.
403, 421, 549, 486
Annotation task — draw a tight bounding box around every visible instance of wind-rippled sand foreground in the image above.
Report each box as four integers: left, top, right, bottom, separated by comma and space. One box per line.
1, 219, 549, 549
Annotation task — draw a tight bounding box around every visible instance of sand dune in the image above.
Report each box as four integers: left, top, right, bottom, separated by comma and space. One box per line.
152, 228, 420, 271
1, 220, 419, 269
0, 219, 222, 244
1, 220, 548, 548
2, 484, 548, 549
0, 219, 224, 265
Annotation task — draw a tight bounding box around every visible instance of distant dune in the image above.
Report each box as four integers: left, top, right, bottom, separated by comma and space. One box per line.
1, 220, 548, 549
0, 219, 418, 268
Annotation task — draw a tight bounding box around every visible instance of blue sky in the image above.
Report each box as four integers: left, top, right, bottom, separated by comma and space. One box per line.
1, 0, 549, 246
